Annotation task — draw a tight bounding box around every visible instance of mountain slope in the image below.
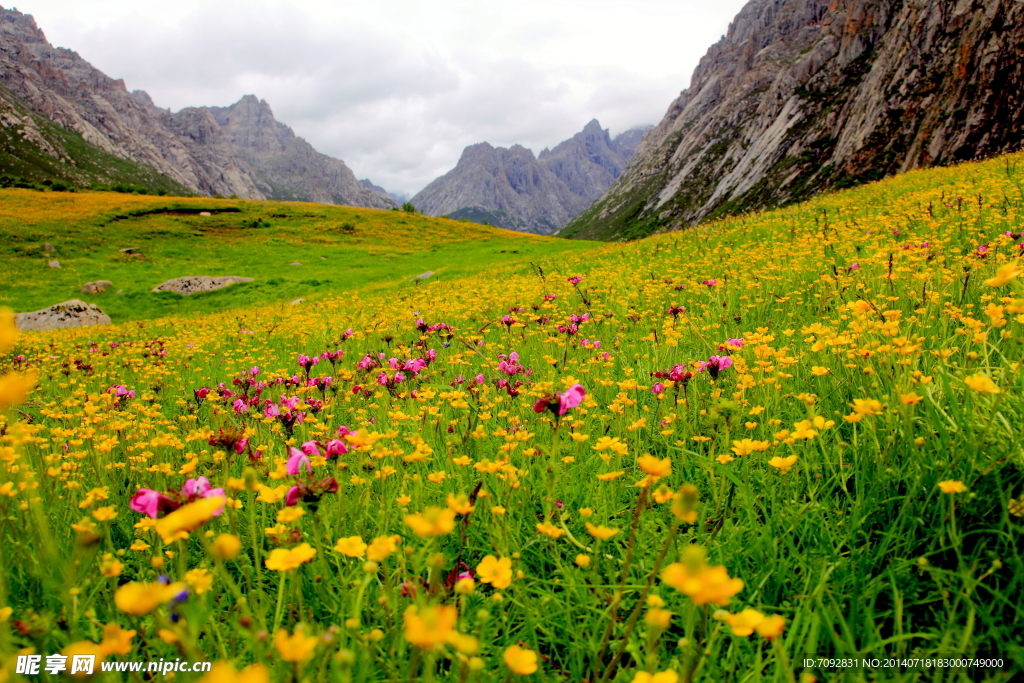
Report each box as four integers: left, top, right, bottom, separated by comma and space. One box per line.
562, 0, 1024, 241
0, 7, 392, 208
411, 120, 647, 234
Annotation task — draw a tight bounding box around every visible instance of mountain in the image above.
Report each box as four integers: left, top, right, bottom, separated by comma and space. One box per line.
411, 120, 648, 234
360, 178, 407, 204
561, 0, 1024, 241
0, 7, 393, 208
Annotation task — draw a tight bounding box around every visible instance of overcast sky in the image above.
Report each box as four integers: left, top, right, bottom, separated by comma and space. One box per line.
17, 0, 748, 197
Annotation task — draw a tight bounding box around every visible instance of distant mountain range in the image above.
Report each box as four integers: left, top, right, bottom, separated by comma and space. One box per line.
562, 0, 1024, 241
0, 7, 394, 208
411, 120, 651, 234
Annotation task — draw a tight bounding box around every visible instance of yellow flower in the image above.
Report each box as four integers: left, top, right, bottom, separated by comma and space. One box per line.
671, 484, 699, 524
0, 308, 15, 354
114, 581, 186, 616
632, 671, 678, 683
404, 604, 457, 649
637, 454, 672, 478
211, 533, 242, 560
755, 614, 786, 638
185, 568, 213, 595
333, 536, 367, 557
731, 439, 769, 456
404, 506, 456, 537
366, 534, 400, 562
0, 606, 12, 623
810, 366, 830, 376
62, 640, 105, 678
536, 521, 564, 538
503, 645, 539, 675
984, 260, 1022, 287
937, 480, 967, 494
476, 555, 513, 589
155, 495, 225, 544
850, 398, 884, 416
446, 493, 475, 514
0, 370, 37, 409
585, 522, 619, 540
277, 507, 305, 523
92, 506, 117, 522
717, 608, 765, 636
964, 374, 1000, 394
597, 471, 625, 481
265, 543, 317, 571
396, 494, 412, 506
197, 662, 270, 683
575, 554, 591, 568
98, 623, 136, 656
274, 625, 318, 662
767, 455, 798, 473
899, 392, 923, 405
99, 553, 123, 578
661, 546, 743, 606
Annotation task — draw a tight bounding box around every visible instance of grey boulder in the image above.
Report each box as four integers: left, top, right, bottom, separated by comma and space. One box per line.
15, 300, 111, 331
152, 276, 253, 295
81, 280, 114, 294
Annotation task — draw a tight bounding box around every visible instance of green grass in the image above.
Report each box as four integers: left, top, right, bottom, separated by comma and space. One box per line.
0, 189, 599, 321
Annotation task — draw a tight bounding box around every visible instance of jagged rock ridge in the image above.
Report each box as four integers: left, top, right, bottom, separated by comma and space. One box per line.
562, 0, 1024, 241
411, 120, 650, 234
0, 7, 393, 208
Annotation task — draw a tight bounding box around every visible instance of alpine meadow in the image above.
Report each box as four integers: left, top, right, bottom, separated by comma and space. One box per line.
2, 148, 1024, 682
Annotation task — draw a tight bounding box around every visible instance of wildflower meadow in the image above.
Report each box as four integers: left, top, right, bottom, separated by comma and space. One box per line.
1, 152, 1023, 682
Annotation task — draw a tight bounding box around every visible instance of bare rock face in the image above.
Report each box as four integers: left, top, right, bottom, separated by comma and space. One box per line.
152, 276, 253, 295
0, 8, 393, 210
81, 280, 113, 294
207, 96, 395, 209
411, 120, 649, 234
15, 300, 111, 331
563, 0, 1024, 240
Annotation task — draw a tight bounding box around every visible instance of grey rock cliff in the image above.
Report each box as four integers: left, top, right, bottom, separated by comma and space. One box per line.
563, 0, 1024, 240
411, 120, 648, 234
0, 7, 392, 208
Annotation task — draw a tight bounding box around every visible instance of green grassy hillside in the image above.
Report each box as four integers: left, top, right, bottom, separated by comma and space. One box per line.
0, 189, 598, 321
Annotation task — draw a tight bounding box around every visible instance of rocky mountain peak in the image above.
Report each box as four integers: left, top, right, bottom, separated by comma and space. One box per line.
412, 119, 648, 234
0, 6, 394, 208
563, 0, 1024, 240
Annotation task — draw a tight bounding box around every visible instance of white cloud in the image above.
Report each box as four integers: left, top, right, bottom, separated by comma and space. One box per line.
19, 0, 749, 196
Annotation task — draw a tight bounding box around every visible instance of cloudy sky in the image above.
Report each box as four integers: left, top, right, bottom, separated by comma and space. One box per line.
20, 0, 748, 197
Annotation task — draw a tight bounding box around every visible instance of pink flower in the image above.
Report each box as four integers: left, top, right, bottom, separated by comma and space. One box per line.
325, 439, 348, 458
652, 382, 665, 394
234, 438, 249, 455
130, 489, 163, 518
301, 441, 321, 456
285, 486, 302, 507
558, 384, 585, 414
286, 447, 312, 475
475, 374, 485, 384
232, 398, 248, 414
181, 476, 212, 497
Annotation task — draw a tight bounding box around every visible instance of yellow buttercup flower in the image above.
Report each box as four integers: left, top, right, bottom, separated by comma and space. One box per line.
197, 662, 270, 683
155, 495, 225, 544
632, 671, 678, 683
964, 374, 1000, 394
265, 543, 317, 571
984, 260, 1022, 287
334, 535, 367, 557
366, 534, 400, 562
114, 581, 185, 616
767, 455, 798, 473
404, 506, 456, 537
661, 546, 743, 606
585, 522, 619, 540
476, 555, 513, 589
503, 645, 539, 675
637, 453, 672, 478
275, 625, 318, 662
211, 533, 242, 560
937, 480, 967, 494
